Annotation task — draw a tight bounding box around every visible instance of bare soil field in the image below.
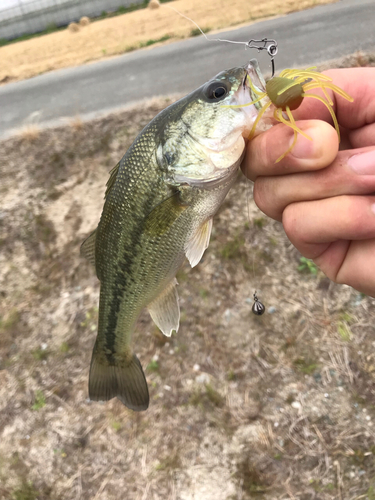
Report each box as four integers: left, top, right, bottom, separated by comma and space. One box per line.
0, 0, 336, 85
1, 52, 375, 500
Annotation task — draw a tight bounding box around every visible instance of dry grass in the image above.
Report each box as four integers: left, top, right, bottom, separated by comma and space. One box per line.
17, 124, 41, 142
0, 0, 336, 84
148, 0, 161, 9
67, 22, 80, 33
79, 16, 90, 27
69, 115, 84, 132
1, 54, 375, 500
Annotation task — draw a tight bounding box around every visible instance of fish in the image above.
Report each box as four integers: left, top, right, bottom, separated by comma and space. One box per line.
81, 59, 268, 411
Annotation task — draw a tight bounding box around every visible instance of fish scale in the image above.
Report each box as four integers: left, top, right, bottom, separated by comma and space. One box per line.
81, 61, 268, 410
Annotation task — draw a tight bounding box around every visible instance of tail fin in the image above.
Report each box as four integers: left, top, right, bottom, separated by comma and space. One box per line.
89, 350, 149, 411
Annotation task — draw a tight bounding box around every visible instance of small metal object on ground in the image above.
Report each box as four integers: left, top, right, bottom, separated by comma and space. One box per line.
252, 291, 265, 316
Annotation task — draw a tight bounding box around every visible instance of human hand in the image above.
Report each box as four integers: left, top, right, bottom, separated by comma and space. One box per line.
242, 68, 375, 297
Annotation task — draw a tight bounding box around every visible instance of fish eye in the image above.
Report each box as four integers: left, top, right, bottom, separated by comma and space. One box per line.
205, 81, 229, 101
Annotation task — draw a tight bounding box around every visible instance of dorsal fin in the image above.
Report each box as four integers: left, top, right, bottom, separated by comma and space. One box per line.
80, 229, 97, 268
105, 162, 120, 199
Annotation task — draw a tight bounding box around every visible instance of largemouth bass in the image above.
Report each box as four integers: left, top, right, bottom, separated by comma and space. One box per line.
81, 60, 268, 411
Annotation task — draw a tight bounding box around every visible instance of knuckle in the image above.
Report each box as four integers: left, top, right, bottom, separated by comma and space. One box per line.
254, 178, 283, 220
282, 203, 302, 242
253, 178, 269, 212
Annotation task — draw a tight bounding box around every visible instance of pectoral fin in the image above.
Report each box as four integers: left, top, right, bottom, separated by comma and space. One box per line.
148, 279, 180, 337
80, 229, 97, 268
185, 219, 213, 268
144, 192, 188, 236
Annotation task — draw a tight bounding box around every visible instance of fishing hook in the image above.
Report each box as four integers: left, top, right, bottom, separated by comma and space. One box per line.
247, 38, 278, 77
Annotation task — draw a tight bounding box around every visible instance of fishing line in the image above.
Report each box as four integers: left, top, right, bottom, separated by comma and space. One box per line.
163, 4, 278, 76
247, 179, 266, 316
163, 5, 250, 46
165, 4, 268, 315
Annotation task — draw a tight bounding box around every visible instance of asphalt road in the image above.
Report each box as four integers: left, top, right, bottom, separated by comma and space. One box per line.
1, 0, 374, 138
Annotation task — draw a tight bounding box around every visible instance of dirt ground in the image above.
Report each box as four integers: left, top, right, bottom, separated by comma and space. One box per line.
0, 0, 336, 85
1, 52, 375, 500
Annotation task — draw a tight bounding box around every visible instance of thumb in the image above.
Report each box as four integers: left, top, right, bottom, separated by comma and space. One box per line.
242, 120, 339, 181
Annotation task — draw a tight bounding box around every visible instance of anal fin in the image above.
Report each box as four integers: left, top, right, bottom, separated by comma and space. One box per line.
148, 279, 180, 337
185, 218, 213, 268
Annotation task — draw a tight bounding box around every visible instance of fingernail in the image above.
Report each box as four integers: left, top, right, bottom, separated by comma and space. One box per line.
290, 128, 316, 159
348, 150, 375, 174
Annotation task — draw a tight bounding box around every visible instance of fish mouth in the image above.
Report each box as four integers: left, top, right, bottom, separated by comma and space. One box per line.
230, 59, 267, 112
244, 59, 267, 95
242, 71, 247, 89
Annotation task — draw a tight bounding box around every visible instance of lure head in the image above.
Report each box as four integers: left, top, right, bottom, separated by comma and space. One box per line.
266, 76, 304, 111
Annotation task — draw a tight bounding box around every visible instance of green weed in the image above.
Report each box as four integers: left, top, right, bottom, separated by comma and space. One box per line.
349, 448, 374, 466
253, 217, 266, 228
140, 34, 171, 48
147, 359, 159, 372
190, 27, 211, 37
53, 448, 66, 458
368, 483, 375, 500
80, 306, 98, 330
31, 390, 46, 411
339, 311, 355, 323
59, 342, 69, 353
337, 321, 352, 342
220, 234, 245, 260
0, 308, 20, 333
110, 420, 122, 433
155, 450, 181, 471
293, 357, 318, 375
12, 481, 38, 500
45, 22, 58, 34
205, 384, 224, 407
298, 257, 318, 275
269, 236, 278, 246
309, 479, 336, 493
189, 384, 224, 408
32, 348, 48, 361
234, 457, 268, 494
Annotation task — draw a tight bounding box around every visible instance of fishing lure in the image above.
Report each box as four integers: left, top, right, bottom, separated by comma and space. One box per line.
231, 38, 354, 162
